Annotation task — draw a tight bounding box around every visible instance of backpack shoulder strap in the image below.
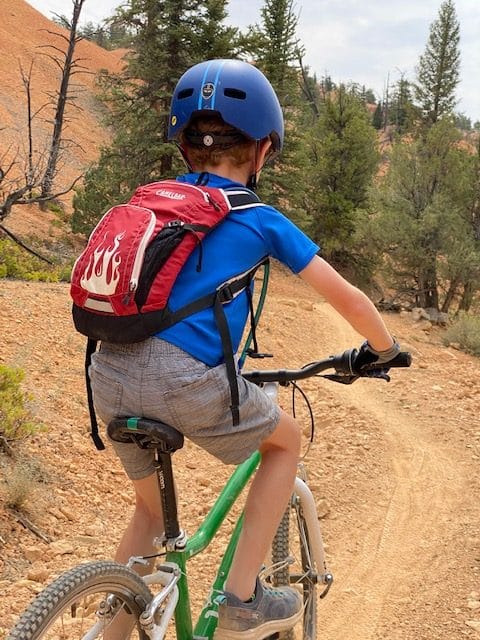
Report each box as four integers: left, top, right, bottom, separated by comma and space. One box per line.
224, 188, 261, 210
85, 338, 106, 451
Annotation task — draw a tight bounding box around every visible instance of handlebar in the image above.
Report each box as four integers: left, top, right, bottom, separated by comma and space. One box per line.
242, 349, 411, 386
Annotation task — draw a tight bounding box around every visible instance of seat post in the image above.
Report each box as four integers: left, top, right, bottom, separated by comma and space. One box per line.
154, 450, 181, 541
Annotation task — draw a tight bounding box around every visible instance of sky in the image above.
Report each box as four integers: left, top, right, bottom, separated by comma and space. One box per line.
27, 0, 480, 123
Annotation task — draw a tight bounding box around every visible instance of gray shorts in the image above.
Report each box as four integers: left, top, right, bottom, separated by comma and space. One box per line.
89, 338, 280, 479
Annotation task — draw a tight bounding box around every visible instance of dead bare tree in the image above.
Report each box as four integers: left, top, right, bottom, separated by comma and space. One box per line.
0, 1, 88, 259
39, 0, 88, 200
0, 140, 81, 262
298, 52, 319, 118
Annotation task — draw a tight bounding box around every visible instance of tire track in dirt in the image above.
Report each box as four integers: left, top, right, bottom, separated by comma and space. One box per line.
320, 401, 460, 639
309, 304, 468, 639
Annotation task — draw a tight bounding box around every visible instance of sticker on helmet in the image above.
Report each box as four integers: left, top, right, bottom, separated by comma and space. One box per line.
203, 134, 214, 147
201, 83, 215, 100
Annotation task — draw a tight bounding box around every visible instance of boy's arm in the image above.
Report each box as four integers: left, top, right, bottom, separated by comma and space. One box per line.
298, 255, 394, 352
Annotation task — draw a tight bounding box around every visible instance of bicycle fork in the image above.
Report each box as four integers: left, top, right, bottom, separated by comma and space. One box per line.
293, 474, 334, 597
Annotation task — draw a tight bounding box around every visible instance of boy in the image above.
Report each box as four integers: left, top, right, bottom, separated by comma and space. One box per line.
90, 59, 401, 639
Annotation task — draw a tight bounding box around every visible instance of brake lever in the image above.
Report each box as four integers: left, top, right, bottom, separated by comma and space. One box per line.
362, 369, 391, 382
323, 368, 391, 385
323, 373, 359, 385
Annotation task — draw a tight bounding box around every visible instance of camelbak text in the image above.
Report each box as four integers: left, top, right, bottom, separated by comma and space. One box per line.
156, 189, 186, 200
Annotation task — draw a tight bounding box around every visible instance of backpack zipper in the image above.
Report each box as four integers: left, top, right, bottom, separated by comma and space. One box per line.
129, 209, 157, 293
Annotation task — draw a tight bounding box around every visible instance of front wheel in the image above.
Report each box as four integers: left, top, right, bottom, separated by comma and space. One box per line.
270, 495, 318, 640
7, 561, 153, 640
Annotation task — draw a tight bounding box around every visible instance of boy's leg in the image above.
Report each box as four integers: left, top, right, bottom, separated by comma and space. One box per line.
225, 409, 301, 599
104, 472, 164, 639
114, 472, 165, 567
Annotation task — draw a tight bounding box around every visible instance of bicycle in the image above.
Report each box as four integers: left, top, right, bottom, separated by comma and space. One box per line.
7, 347, 411, 640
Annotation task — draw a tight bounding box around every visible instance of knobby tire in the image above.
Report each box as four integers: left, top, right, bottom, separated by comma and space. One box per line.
270, 496, 318, 640
6, 560, 153, 640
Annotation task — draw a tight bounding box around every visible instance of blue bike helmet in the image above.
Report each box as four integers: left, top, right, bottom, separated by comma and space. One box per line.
168, 59, 284, 157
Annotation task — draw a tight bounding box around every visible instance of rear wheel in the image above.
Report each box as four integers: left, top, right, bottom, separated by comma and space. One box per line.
270, 495, 318, 640
7, 561, 153, 640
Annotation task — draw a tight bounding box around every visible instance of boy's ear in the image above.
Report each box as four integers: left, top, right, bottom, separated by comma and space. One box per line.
257, 138, 273, 169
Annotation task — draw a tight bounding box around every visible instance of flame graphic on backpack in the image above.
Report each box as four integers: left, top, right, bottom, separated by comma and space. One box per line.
80, 232, 125, 296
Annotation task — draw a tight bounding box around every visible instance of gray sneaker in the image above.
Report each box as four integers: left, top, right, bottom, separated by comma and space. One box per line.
214, 577, 303, 640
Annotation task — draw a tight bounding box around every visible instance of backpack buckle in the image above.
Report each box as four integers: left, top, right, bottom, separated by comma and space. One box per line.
166, 220, 184, 228
217, 285, 234, 303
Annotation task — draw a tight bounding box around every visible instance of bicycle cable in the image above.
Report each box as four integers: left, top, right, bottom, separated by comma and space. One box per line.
291, 380, 315, 459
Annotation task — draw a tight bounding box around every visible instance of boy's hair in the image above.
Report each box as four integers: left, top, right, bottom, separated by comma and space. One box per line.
180, 115, 255, 169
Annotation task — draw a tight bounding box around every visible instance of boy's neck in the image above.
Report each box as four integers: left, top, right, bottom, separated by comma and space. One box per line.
193, 162, 251, 186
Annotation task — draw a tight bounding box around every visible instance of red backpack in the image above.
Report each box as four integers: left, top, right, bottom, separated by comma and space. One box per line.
71, 179, 268, 449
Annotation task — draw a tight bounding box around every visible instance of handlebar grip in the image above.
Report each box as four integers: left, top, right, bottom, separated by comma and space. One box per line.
362, 351, 412, 371
387, 351, 412, 367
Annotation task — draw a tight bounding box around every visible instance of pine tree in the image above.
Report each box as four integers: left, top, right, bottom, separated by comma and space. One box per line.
305, 85, 380, 271
389, 77, 414, 133
256, 0, 302, 104
414, 0, 460, 126
367, 119, 479, 311
372, 103, 383, 130
196, 0, 241, 59
72, 0, 240, 235
253, 0, 312, 227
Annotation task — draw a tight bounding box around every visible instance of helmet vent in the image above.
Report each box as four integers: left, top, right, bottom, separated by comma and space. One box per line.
224, 88, 247, 100
178, 88, 194, 99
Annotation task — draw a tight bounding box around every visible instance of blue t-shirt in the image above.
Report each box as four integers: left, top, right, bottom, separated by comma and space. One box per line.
156, 172, 319, 365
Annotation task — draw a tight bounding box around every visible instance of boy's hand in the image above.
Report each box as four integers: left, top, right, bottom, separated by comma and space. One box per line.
352, 338, 401, 374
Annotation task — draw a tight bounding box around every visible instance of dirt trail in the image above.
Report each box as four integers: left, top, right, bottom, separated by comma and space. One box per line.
321, 365, 465, 639
1, 274, 479, 639
304, 304, 479, 639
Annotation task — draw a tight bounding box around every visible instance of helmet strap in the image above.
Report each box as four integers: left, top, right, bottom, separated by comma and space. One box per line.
247, 141, 261, 191
176, 143, 194, 172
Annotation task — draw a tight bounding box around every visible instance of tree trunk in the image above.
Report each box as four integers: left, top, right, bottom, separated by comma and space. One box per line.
418, 265, 439, 310
40, 0, 85, 200
441, 276, 460, 313
458, 281, 476, 312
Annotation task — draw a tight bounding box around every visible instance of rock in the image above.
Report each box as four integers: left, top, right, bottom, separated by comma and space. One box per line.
83, 524, 101, 537
49, 540, 74, 555
448, 342, 461, 350
465, 620, 480, 632
23, 546, 44, 562
74, 535, 100, 546
26, 566, 50, 582
300, 301, 315, 311
412, 307, 431, 322
419, 320, 433, 331
59, 506, 76, 521
437, 312, 449, 326
14, 579, 41, 590
317, 498, 330, 519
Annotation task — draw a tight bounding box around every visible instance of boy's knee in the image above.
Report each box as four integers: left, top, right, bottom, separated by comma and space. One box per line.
260, 413, 301, 457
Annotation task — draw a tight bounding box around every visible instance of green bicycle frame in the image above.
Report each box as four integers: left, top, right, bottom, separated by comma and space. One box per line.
153, 264, 269, 638
166, 450, 261, 640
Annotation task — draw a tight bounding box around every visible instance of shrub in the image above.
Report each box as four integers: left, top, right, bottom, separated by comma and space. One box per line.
3, 460, 37, 509
0, 365, 43, 441
443, 314, 480, 357
0, 238, 71, 282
